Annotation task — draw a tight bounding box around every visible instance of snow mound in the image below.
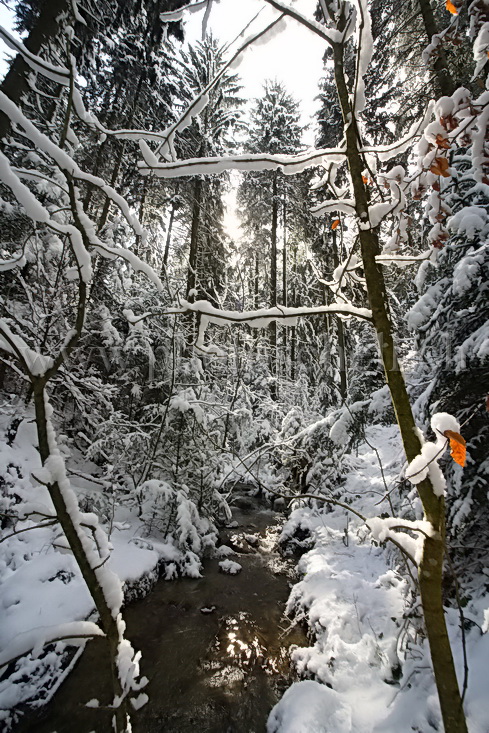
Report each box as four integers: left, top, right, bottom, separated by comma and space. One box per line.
218, 559, 242, 575
267, 680, 352, 733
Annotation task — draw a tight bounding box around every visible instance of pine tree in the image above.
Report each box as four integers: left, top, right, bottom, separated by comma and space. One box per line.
238, 81, 302, 394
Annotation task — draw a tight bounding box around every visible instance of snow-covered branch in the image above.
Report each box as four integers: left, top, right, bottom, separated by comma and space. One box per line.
0, 622, 105, 670
0, 25, 70, 86
139, 147, 346, 178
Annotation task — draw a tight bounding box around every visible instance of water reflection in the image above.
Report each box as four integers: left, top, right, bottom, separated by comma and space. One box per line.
17, 500, 308, 733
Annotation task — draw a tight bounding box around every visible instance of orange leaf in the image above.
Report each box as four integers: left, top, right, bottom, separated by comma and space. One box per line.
443, 430, 467, 467
430, 156, 450, 177
331, 219, 340, 230
446, 0, 458, 14
435, 133, 450, 150
362, 175, 369, 184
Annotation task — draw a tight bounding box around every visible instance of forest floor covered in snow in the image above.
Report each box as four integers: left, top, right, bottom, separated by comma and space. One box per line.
1, 414, 489, 732
269, 425, 489, 733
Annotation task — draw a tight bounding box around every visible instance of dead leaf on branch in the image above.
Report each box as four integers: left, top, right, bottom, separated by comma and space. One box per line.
446, 0, 458, 14
443, 430, 467, 467
435, 134, 451, 150
430, 157, 451, 177
331, 219, 340, 230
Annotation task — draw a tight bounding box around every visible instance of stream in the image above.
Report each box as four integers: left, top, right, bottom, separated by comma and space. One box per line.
17, 493, 307, 733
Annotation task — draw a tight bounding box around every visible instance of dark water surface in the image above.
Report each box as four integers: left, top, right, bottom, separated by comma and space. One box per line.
18, 499, 306, 733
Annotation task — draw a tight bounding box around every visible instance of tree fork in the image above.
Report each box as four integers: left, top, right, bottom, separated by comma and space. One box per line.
330, 19, 467, 733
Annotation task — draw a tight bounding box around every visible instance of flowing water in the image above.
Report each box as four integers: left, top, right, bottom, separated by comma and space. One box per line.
18, 495, 306, 733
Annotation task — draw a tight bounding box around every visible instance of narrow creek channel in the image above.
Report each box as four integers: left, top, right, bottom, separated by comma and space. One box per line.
18, 493, 307, 733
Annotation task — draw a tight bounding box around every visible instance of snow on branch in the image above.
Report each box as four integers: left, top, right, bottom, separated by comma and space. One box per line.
352, 0, 373, 117
0, 93, 143, 238
375, 251, 433, 267
0, 25, 70, 86
405, 413, 462, 496
366, 516, 437, 565
126, 299, 372, 356
262, 0, 350, 45
0, 318, 54, 376
0, 622, 105, 669
70, 88, 187, 144
0, 96, 163, 291
139, 148, 346, 178
361, 102, 435, 162
311, 198, 356, 217
137, 298, 372, 325
160, 0, 209, 23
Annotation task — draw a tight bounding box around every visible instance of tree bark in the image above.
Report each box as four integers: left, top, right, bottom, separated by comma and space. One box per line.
269, 171, 279, 397
187, 176, 204, 300
329, 5, 467, 731
417, 0, 455, 96
162, 195, 178, 270
32, 382, 128, 732
331, 228, 347, 401
282, 194, 288, 376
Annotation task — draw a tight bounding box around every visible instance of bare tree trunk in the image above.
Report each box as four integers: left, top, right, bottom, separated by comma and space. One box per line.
329, 6, 467, 730
282, 195, 288, 377
269, 171, 279, 398
162, 194, 178, 270
254, 251, 260, 309
290, 244, 297, 382
187, 176, 204, 300
331, 228, 347, 401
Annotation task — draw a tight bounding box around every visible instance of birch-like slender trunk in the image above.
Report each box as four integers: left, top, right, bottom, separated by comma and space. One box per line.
327, 5, 467, 730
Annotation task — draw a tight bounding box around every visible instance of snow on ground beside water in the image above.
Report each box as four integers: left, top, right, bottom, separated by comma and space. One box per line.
0, 408, 207, 726
2, 411, 489, 732
269, 425, 489, 733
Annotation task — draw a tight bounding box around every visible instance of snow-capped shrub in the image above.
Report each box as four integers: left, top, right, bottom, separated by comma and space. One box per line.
136, 479, 217, 576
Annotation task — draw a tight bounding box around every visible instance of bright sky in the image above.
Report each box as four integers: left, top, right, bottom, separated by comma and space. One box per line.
182, 1, 327, 241
184, 0, 326, 145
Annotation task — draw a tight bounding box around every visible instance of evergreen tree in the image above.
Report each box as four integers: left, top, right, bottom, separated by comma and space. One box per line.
238, 81, 302, 393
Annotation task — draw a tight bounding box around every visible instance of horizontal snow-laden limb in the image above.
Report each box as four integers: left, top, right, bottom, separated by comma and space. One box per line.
159, 0, 209, 23
139, 146, 346, 178
125, 299, 371, 356
366, 516, 437, 565
128, 299, 372, 325
0, 621, 105, 668
189, 300, 372, 355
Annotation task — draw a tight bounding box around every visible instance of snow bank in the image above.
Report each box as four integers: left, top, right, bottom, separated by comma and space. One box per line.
273, 425, 489, 733
267, 680, 351, 733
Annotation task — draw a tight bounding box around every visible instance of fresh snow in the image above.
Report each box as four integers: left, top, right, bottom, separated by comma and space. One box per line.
270, 425, 489, 733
